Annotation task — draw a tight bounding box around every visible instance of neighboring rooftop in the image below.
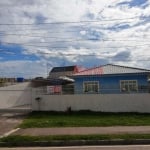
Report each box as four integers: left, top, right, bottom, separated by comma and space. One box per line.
51, 66, 76, 73
73, 64, 150, 76
49, 65, 86, 78
50, 65, 85, 73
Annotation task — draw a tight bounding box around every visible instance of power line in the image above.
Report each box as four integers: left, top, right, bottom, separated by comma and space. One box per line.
36, 51, 150, 57
1, 50, 150, 62
0, 29, 78, 34
1, 32, 150, 41
2, 41, 150, 49
41, 53, 149, 58
1, 38, 150, 46
0, 34, 75, 40
0, 16, 142, 26
0, 23, 89, 32
0, 23, 90, 32
0, 24, 87, 32
1, 47, 150, 61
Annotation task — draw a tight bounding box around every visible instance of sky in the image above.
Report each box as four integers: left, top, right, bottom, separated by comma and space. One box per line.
0, 0, 150, 78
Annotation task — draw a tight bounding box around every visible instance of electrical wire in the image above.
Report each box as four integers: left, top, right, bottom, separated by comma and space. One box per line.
1, 41, 150, 49
1, 49, 150, 62
0, 16, 143, 26
1, 33, 150, 42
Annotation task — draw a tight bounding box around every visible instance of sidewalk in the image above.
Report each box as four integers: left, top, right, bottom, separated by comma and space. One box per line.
12, 126, 150, 136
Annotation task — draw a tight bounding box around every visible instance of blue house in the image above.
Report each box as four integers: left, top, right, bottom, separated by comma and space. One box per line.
73, 64, 150, 94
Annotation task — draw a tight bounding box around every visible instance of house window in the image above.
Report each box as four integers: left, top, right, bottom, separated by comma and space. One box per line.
83, 81, 99, 93
120, 80, 138, 92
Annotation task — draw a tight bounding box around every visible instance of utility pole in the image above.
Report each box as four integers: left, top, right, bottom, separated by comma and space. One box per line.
47, 63, 53, 78
46, 62, 49, 78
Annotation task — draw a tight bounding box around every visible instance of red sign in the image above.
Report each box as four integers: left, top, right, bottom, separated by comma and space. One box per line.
47, 86, 62, 94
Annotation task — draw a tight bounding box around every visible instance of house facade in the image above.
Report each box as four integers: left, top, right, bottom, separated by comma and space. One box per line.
32, 65, 86, 95
46, 65, 85, 94
73, 64, 150, 94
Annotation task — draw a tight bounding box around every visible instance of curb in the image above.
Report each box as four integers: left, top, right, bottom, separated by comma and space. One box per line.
1, 139, 150, 147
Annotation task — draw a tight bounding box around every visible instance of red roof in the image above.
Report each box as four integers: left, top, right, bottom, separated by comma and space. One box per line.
73, 64, 150, 76
74, 66, 103, 75
74, 66, 86, 73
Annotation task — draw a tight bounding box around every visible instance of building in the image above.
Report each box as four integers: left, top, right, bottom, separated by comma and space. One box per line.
48, 65, 85, 79
33, 65, 85, 94
73, 64, 150, 94
47, 65, 85, 94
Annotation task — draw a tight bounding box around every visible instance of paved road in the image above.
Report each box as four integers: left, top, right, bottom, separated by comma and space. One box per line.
1, 145, 150, 150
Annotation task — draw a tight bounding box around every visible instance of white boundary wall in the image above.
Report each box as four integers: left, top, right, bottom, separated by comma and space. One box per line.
32, 92, 150, 113
0, 82, 32, 109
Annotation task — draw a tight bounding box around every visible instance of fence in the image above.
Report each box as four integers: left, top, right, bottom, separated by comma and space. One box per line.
0, 82, 149, 112
32, 84, 150, 112
34, 85, 150, 95
0, 82, 32, 110
32, 92, 150, 113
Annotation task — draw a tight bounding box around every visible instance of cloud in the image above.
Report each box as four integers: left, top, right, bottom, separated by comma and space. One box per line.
0, 60, 47, 78
112, 50, 131, 61
0, 0, 150, 77
117, 0, 149, 8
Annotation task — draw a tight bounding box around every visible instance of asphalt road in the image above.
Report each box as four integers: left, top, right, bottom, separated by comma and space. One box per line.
1, 145, 150, 150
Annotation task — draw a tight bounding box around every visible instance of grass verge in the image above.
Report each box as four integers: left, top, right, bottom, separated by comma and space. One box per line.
1, 134, 150, 143
19, 111, 150, 128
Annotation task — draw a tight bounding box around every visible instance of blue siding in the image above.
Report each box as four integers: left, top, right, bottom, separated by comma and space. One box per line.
74, 73, 149, 94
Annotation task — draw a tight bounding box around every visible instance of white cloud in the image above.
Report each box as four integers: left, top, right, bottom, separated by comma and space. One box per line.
0, 60, 47, 78
0, 0, 150, 77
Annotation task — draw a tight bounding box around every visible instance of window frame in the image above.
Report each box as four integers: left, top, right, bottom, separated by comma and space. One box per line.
83, 81, 99, 93
120, 80, 138, 93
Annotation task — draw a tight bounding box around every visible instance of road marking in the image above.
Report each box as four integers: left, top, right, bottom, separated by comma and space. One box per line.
0, 128, 20, 138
